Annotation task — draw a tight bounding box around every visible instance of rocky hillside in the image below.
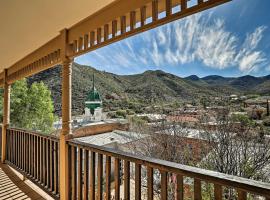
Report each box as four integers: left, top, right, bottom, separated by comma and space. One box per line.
27, 63, 270, 116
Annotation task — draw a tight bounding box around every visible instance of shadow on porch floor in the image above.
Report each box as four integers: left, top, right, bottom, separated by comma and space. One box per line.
0, 162, 49, 200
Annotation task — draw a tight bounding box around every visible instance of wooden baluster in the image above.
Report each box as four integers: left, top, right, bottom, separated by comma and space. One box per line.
19, 131, 20, 167
166, 0, 172, 16
13, 131, 15, 165
6, 130, 9, 162
90, 31, 95, 46
16, 131, 18, 167
214, 184, 222, 200
35, 135, 37, 179
152, 0, 158, 22
48, 53, 51, 64
121, 16, 126, 34
29, 134, 31, 174
20, 131, 24, 171
105, 156, 111, 200
161, 171, 167, 200
78, 148, 83, 200
7, 130, 9, 161
147, 167, 154, 200
17, 131, 22, 169
238, 190, 247, 200
10, 130, 12, 163
18, 132, 20, 167
97, 28, 102, 44
11, 131, 13, 163
50, 139, 53, 191
32, 134, 35, 176
54, 141, 59, 194
135, 163, 141, 200
114, 158, 120, 200
19, 131, 21, 168
83, 149, 89, 200
47, 139, 50, 187
34, 135, 36, 179
130, 11, 136, 31
36, 136, 39, 181
176, 175, 184, 200
43, 137, 46, 185
29, 133, 31, 173
140, 6, 146, 26
35, 136, 38, 179
15, 131, 17, 166
112, 20, 117, 38
9, 131, 11, 162
39, 137, 41, 182
84, 33, 89, 49
90, 152, 96, 200
104, 24, 109, 41
73, 40, 78, 53
124, 160, 130, 200
71, 146, 77, 199
9, 130, 11, 162
18, 131, 20, 168
194, 179, 202, 200
38, 136, 41, 182
181, 0, 187, 10
12, 130, 14, 163
6, 130, 8, 161
78, 37, 83, 51
21, 132, 23, 169
97, 154, 103, 200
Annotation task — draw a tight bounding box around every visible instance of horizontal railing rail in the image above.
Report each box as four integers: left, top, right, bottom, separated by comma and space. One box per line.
5, 128, 60, 199
68, 139, 270, 200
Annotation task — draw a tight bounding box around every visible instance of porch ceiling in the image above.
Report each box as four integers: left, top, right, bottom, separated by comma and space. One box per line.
0, 0, 114, 72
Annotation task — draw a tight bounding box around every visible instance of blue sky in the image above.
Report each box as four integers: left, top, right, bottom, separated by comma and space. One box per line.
75, 0, 270, 78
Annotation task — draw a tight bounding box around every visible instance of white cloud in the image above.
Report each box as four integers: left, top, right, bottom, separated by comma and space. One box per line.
243, 26, 267, 50
76, 13, 268, 75
196, 18, 237, 69
238, 51, 266, 73
235, 26, 267, 72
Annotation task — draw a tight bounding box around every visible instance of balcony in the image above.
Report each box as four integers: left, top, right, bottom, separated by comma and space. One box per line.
1, 128, 270, 199
1, 0, 270, 199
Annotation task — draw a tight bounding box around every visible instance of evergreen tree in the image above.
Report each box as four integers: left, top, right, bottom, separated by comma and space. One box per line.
1, 79, 55, 133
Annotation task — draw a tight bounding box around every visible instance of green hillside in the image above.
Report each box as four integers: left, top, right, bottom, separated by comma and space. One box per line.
27, 63, 269, 116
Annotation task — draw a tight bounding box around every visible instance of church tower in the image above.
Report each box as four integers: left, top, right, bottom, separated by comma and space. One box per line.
84, 74, 103, 121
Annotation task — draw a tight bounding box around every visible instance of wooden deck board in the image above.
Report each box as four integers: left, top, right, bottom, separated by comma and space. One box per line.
0, 162, 47, 200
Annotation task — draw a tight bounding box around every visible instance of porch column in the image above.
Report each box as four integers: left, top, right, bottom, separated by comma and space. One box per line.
59, 58, 72, 200
1, 69, 10, 163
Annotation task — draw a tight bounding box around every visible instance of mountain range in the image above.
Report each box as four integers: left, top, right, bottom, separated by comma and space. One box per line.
27, 63, 270, 116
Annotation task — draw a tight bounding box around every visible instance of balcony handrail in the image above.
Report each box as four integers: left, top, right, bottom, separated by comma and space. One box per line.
7, 127, 59, 141
68, 139, 270, 198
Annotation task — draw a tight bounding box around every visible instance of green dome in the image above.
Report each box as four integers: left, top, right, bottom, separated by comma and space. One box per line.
86, 87, 102, 102
85, 87, 102, 115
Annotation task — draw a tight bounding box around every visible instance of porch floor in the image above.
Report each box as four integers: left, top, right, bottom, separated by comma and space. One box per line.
0, 162, 46, 200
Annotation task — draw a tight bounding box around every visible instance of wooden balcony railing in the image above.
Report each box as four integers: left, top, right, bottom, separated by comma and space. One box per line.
68, 140, 270, 200
5, 128, 60, 199
3, 128, 270, 200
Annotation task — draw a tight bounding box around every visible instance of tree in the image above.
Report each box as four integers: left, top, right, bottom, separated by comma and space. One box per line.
199, 111, 270, 199
1, 79, 55, 133
126, 119, 209, 199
